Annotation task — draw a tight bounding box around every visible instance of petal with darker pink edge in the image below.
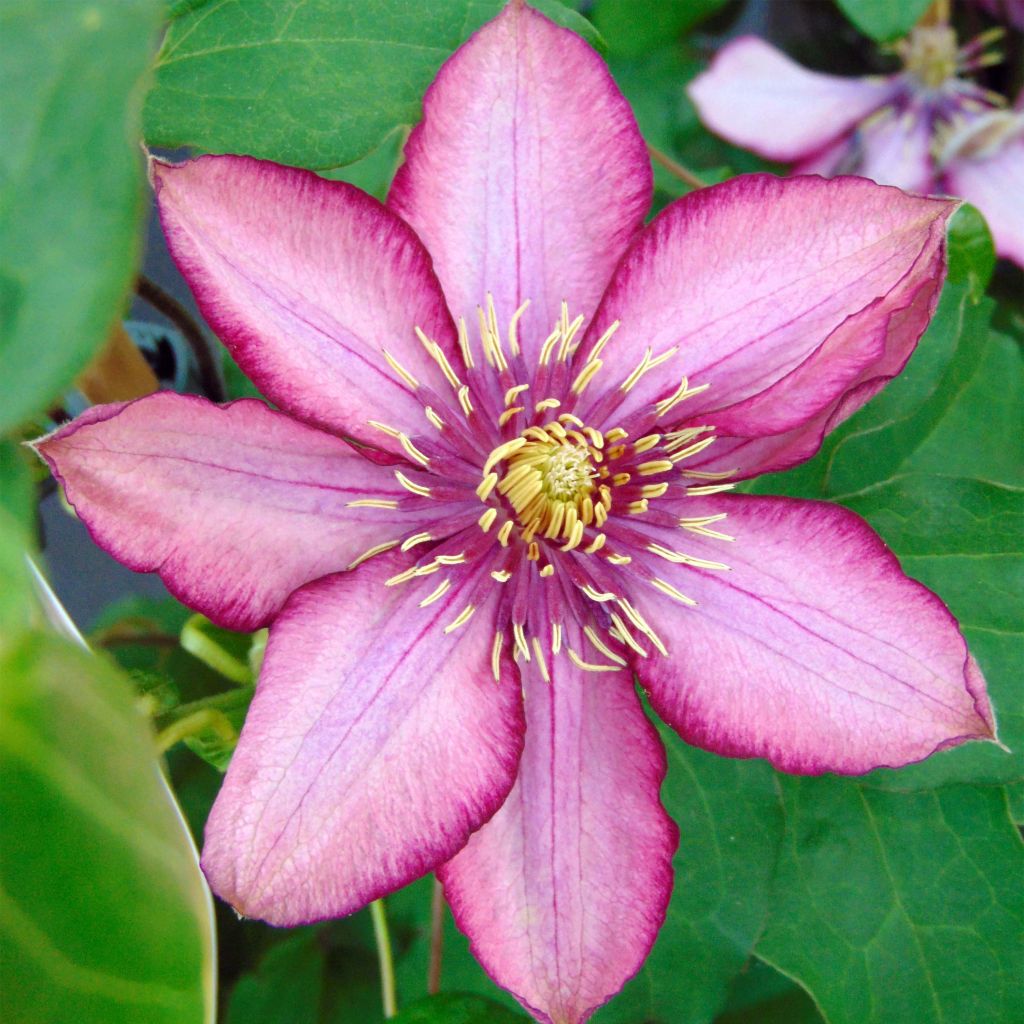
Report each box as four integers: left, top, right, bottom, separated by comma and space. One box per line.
575, 174, 954, 475
201, 554, 524, 926
388, 2, 651, 368
34, 394, 460, 631
153, 154, 457, 454
442, 624, 676, 1024
688, 36, 898, 161
620, 495, 995, 776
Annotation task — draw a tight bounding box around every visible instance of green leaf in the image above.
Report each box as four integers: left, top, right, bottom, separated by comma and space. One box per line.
0, 0, 161, 432
596, 732, 784, 1023
834, 0, 931, 41
0, 440, 34, 640
392, 992, 529, 1023
844, 476, 1023, 789
717, 959, 825, 1024
947, 204, 997, 302
757, 778, 1024, 1024
225, 931, 324, 1024
145, 0, 600, 171
0, 632, 214, 1023
593, 0, 729, 56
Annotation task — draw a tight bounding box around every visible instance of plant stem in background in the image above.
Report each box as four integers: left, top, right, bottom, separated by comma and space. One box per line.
428, 875, 445, 994
136, 274, 226, 402
646, 143, 708, 190
370, 898, 398, 1019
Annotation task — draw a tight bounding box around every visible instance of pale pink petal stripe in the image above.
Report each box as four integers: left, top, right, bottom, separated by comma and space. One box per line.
202, 554, 524, 926
34, 394, 458, 630
858, 106, 937, 193
944, 135, 1024, 268
620, 495, 995, 775
442, 622, 676, 1024
577, 175, 954, 471
389, 3, 651, 367
688, 36, 898, 161
153, 155, 458, 454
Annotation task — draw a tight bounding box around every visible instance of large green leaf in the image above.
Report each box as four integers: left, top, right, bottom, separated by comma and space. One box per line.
757, 778, 1024, 1024
0, 633, 214, 1023
144, 0, 599, 171
834, 0, 931, 41
0, 0, 161, 432
225, 931, 324, 1024
593, 0, 730, 56
391, 993, 528, 1023
596, 734, 783, 1023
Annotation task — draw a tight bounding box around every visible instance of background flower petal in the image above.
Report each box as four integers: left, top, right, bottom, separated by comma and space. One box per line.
34, 393, 458, 630
153, 154, 458, 454
943, 136, 1024, 267
441, 623, 677, 1024
202, 554, 524, 926
688, 36, 899, 161
857, 106, 936, 193
577, 174, 954, 477
624, 495, 995, 775
388, 2, 651, 367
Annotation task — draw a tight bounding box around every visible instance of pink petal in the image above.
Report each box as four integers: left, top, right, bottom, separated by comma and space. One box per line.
34, 394, 458, 630
687, 36, 898, 161
577, 174, 954, 478
623, 495, 995, 775
202, 554, 524, 925
388, 3, 650, 366
943, 136, 1024, 268
153, 155, 458, 454
857, 106, 936, 193
441, 622, 677, 1024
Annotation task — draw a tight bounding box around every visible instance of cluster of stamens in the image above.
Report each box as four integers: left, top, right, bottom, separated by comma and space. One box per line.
349, 295, 736, 680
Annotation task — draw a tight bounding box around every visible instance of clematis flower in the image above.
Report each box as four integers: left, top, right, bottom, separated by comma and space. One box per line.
689, 24, 1024, 267
36, 3, 996, 1021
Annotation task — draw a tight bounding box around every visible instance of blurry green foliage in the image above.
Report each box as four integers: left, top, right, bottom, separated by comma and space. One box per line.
834, 0, 932, 41
0, 632, 214, 1024
0, 0, 162, 433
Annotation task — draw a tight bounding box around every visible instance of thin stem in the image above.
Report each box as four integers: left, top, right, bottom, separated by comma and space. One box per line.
427, 875, 444, 995
135, 274, 226, 402
646, 143, 707, 190
153, 685, 255, 730
370, 899, 398, 1019
155, 708, 236, 753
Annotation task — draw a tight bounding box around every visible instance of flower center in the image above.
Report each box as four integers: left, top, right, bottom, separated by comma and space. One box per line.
493, 422, 611, 546
902, 26, 959, 90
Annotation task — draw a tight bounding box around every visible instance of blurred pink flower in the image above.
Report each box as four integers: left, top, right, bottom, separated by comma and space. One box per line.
36, 4, 996, 1021
689, 25, 1024, 266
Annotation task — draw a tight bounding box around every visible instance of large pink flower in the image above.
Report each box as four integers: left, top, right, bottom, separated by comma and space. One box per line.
688, 26, 1024, 267
36, 5, 996, 1022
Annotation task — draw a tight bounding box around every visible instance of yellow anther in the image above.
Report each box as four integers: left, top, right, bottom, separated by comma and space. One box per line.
498, 406, 525, 427
424, 406, 445, 431
382, 349, 421, 389
532, 638, 551, 682
478, 507, 498, 532
505, 384, 531, 406
346, 540, 399, 570
491, 569, 513, 583
584, 625, 627, 666
640, 483, 669, 499
419, 579, 452, 607
551, 622, 563, 655
476, 473, 499, 501
491, 631, 505, 682
346, 498, 399, 509
534, 397, 561, 413
651, 577, 698, 606
637, 459, 674, 476
567, 648, 620, 673
395, 471, 432, 497
539, 564, 555, 577
400, 532, 433, 551
513, 623, 531, 661
444, 604, 477, 634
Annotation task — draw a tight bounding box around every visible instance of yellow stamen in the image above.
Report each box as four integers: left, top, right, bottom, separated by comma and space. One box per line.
382, 349, 420, 389
347, 498, 399, 509
532, 638, 551, 682
444, 604, 477, 634
419, 579, 451, 607
346, 540, 398, 570
395, 471, 431, 497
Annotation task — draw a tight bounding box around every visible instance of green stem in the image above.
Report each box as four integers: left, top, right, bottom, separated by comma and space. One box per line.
647, 143, 707, 190
370, 899, 398, 1019
153, 685, 254, 730
180, 615, 252, 684
155, 708, 236, 753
